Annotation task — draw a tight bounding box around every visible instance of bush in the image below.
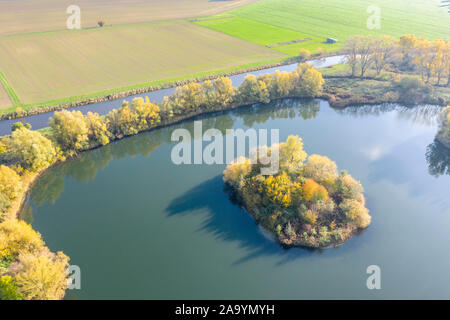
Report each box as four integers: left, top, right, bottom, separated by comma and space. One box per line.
395, 76, 432, 104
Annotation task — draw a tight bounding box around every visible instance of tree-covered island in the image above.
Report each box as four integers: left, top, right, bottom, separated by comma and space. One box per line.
223, 136, 371, 248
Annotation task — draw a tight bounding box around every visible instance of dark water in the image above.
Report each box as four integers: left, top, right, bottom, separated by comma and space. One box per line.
21, 99, 450, 299
0, 56, 345, 136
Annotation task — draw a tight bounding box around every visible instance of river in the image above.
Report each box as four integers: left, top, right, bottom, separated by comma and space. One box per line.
20, 99, 450, 299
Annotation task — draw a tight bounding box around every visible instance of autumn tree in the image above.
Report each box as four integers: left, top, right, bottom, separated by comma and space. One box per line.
7, 127, 57, 171
340, 199, 371, 228
371, 36, 398, 76
0, 219, 44, 260
50, 110, 89, 152
85, 112, 110, 146
11, 249, 69, 300
237, 74, 270, 105
279, 135, 308, 174
302, 154, 338, 187
293, 63, 325, 97
0, 165, 22, 200
213, 77, 235, 107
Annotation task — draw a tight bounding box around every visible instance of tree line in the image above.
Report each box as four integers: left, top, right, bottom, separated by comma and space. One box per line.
0, 63, 324, 299
344, 34, 450, 86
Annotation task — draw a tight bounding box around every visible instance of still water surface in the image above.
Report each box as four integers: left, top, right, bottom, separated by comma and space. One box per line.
22, 99, 450, 299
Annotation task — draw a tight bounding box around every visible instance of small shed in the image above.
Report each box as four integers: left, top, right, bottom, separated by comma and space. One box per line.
326, 38, 338, 44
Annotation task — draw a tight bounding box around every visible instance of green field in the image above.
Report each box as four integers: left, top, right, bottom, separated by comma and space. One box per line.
0, 20, 284, 108
196, 0, 450, 54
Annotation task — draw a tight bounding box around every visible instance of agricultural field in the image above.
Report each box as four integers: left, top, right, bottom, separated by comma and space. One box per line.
0, 0, 258, 36
0, 20, 284, 107
0, 82, 13, 109
196, 0, 450, 55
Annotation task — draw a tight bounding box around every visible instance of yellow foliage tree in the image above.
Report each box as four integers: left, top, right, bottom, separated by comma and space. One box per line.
50, 110, 89, 151
223, 157, 252, 189
12, 249, 69, 300
302, 154, 338, 186
0, 219, 44, 259
7, 127, 57, 171
302, 178, 329, 202
0, 165, 22, 200
279, 135, 308, 174
85, 112, 110, 146
263, 171, 292, 207
340, 199, 371, 228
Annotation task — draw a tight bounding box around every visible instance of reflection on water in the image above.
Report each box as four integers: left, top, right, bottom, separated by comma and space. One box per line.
29, 99, 321, 208
27, 99, 448, 221
336, 104, 442, 126
426, 140, 450, 177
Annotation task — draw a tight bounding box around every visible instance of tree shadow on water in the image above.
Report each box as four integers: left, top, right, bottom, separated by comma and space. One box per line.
165, 175, 348, 266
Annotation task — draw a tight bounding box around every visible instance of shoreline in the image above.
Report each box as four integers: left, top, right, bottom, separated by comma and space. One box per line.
6, 94, 449, 223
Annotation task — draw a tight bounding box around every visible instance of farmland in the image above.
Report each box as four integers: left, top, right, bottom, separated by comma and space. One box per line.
0, 0, 258, 36
0, 20, 283, 108
0, 80, 13, 109
197, 0, 450, 54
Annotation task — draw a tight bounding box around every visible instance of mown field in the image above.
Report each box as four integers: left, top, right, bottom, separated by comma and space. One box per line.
0, 0, 258, 36
0, 20, 284, 108
196, 0, 450, 55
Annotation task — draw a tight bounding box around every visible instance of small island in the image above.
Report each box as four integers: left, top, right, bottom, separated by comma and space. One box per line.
223, 136, 371, 248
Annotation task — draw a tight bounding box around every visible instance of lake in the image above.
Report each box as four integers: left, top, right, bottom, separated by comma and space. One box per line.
21, 99, 450, 299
